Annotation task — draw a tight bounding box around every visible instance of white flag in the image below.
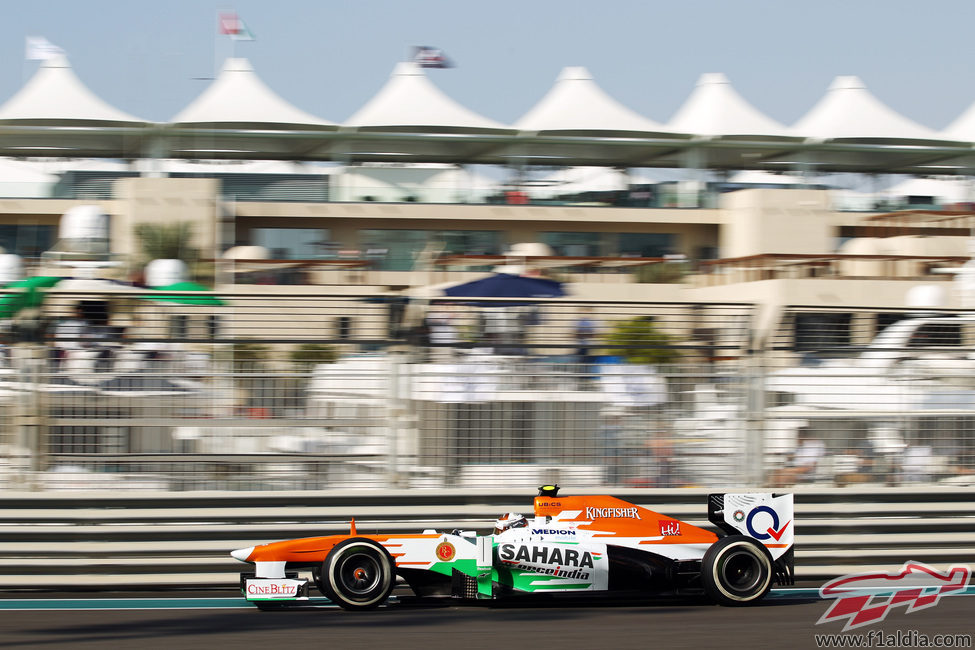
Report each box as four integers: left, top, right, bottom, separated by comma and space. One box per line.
25, 36, 64, 61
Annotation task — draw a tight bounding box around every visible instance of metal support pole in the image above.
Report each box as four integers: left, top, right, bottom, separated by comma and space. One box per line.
387, 350, 403, 487
744, 354, 767, 487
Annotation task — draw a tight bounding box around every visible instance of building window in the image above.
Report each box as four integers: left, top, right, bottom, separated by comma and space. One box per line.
207, 315, 220, 339
617, 233, 676, 257
541, 232, 606, 257
170, 315, 188, 339
875, 312, 904, 336
359, 229, 502, 271
542, 232, 677, 258
0, 224, 56, 259
251, 228, 329, 259
908, 322, 962, 347
793, 312, 852, 353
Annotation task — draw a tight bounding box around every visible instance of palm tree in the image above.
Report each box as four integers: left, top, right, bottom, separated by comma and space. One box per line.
133, 222, 199, 268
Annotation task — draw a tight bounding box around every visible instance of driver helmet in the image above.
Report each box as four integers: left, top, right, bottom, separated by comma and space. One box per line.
493, 512, 529, 535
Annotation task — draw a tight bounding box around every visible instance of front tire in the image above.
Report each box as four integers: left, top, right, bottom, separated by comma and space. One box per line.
321, 538, 395, 610
701, 535, 773, 606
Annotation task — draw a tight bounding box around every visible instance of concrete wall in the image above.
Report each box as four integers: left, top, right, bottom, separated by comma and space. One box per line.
114, 177, 219, 262
719, 188, 833, 258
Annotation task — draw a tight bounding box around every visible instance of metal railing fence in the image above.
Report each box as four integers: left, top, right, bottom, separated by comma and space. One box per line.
1, 487, 973, 588
1, 292, 974, 491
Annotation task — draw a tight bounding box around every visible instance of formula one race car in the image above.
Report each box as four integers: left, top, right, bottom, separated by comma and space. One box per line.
231, 486, 794, 610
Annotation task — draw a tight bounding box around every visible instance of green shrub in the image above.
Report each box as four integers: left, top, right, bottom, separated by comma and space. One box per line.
290, 343, 339, 369
217, 342, 270, 373
604, 316, 680, 365
634, 261, 691, 284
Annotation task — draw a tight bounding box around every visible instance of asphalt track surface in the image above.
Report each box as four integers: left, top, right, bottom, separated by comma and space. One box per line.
0, 589, 972, 650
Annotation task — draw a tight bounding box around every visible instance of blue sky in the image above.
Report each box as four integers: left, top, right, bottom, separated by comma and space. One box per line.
3, 0, 975, 128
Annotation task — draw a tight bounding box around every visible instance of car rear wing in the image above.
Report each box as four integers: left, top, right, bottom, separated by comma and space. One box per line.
708, 492, 795, 586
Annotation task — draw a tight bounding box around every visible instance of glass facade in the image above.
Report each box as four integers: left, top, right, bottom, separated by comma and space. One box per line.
359, 229, 503, 271
617, 233, 676, 257
252, 228, 330, 259
0, 224, 56, 258
541, 232, 676, 258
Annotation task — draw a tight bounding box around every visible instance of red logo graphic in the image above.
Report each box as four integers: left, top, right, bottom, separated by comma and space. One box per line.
818, 561, 971, 631
435, 541, 456, 562
767, 520, 791, 541
246, 582, 297, 596
658, 520, 681, 537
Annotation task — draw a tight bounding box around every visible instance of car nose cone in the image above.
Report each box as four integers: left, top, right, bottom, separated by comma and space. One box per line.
231, 546, 254, 562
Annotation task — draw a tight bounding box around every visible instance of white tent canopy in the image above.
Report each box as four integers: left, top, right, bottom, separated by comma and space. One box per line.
171, 58, 335, 128
330, 163, 499, 202
668, 73, 793, 139
0, 55, 145, 125
515, 67, 670, 135
726, 170, 807, 185
526, 166, 630, 199
0, 158, 58, 198
0, 158, 59, 183
941, 101, 975, 141
0, 59, 970, 172
884, 176, 972, 203
344, 62, 510, 132
792, 76, 942, 142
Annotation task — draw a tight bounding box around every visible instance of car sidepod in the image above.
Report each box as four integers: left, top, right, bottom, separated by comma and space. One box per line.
494, 538, 609, 594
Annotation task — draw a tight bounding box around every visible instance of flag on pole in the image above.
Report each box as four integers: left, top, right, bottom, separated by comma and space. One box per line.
219, 12, 255, 41
25, 36, 65, 61
412, 46, 453, 69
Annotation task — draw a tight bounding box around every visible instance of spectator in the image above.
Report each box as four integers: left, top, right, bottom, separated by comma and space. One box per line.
598, 406, 627, 485
93, 325, 126, 373
833, 444, 873, 487
900, 445, 935, 484
771, 427, 825, 486
574, 307, 600, 384
626, 423, 677, 488
0, 331, 10, 368
50, 304, 91, 371
480, 309, 519, 354
426, 304, 459, 361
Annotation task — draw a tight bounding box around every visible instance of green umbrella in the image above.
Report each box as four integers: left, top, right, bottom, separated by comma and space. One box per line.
0, 276, 64, 319
140, 281, 226, 306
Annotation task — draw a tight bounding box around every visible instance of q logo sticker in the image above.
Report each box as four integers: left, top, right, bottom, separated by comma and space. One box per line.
435, 541, 456, 562
746, 505, 791, 542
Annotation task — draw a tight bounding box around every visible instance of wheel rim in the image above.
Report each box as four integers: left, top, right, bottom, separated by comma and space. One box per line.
337, 551, 382, 596
720, 548, 763, 595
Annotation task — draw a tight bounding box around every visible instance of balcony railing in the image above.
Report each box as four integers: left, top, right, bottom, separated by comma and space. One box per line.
694, 253, 970, 286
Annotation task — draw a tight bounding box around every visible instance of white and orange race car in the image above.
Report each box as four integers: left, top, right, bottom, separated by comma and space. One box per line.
231, 486, 794, 610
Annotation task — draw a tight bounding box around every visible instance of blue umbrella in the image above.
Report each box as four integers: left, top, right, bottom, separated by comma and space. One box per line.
443, 273, 565, 300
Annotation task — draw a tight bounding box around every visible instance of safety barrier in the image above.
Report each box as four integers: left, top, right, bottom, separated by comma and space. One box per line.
6, 293, 975, 491
0, 487, 972, 589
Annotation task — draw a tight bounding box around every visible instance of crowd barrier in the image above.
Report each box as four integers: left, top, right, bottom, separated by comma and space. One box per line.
0, 487, 972, 589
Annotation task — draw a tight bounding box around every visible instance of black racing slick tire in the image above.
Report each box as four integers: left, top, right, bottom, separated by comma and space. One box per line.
312, 565, 326, 596
321, 538, 395, 610
702, 535, 773, 606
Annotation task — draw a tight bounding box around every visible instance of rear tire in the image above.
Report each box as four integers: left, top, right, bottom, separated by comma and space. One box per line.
321, 538, 395, 610
701, 535, 773, 606
312, 565, 326, 596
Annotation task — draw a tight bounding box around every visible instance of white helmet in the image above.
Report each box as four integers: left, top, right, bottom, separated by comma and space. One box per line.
493, 512, 528, 535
